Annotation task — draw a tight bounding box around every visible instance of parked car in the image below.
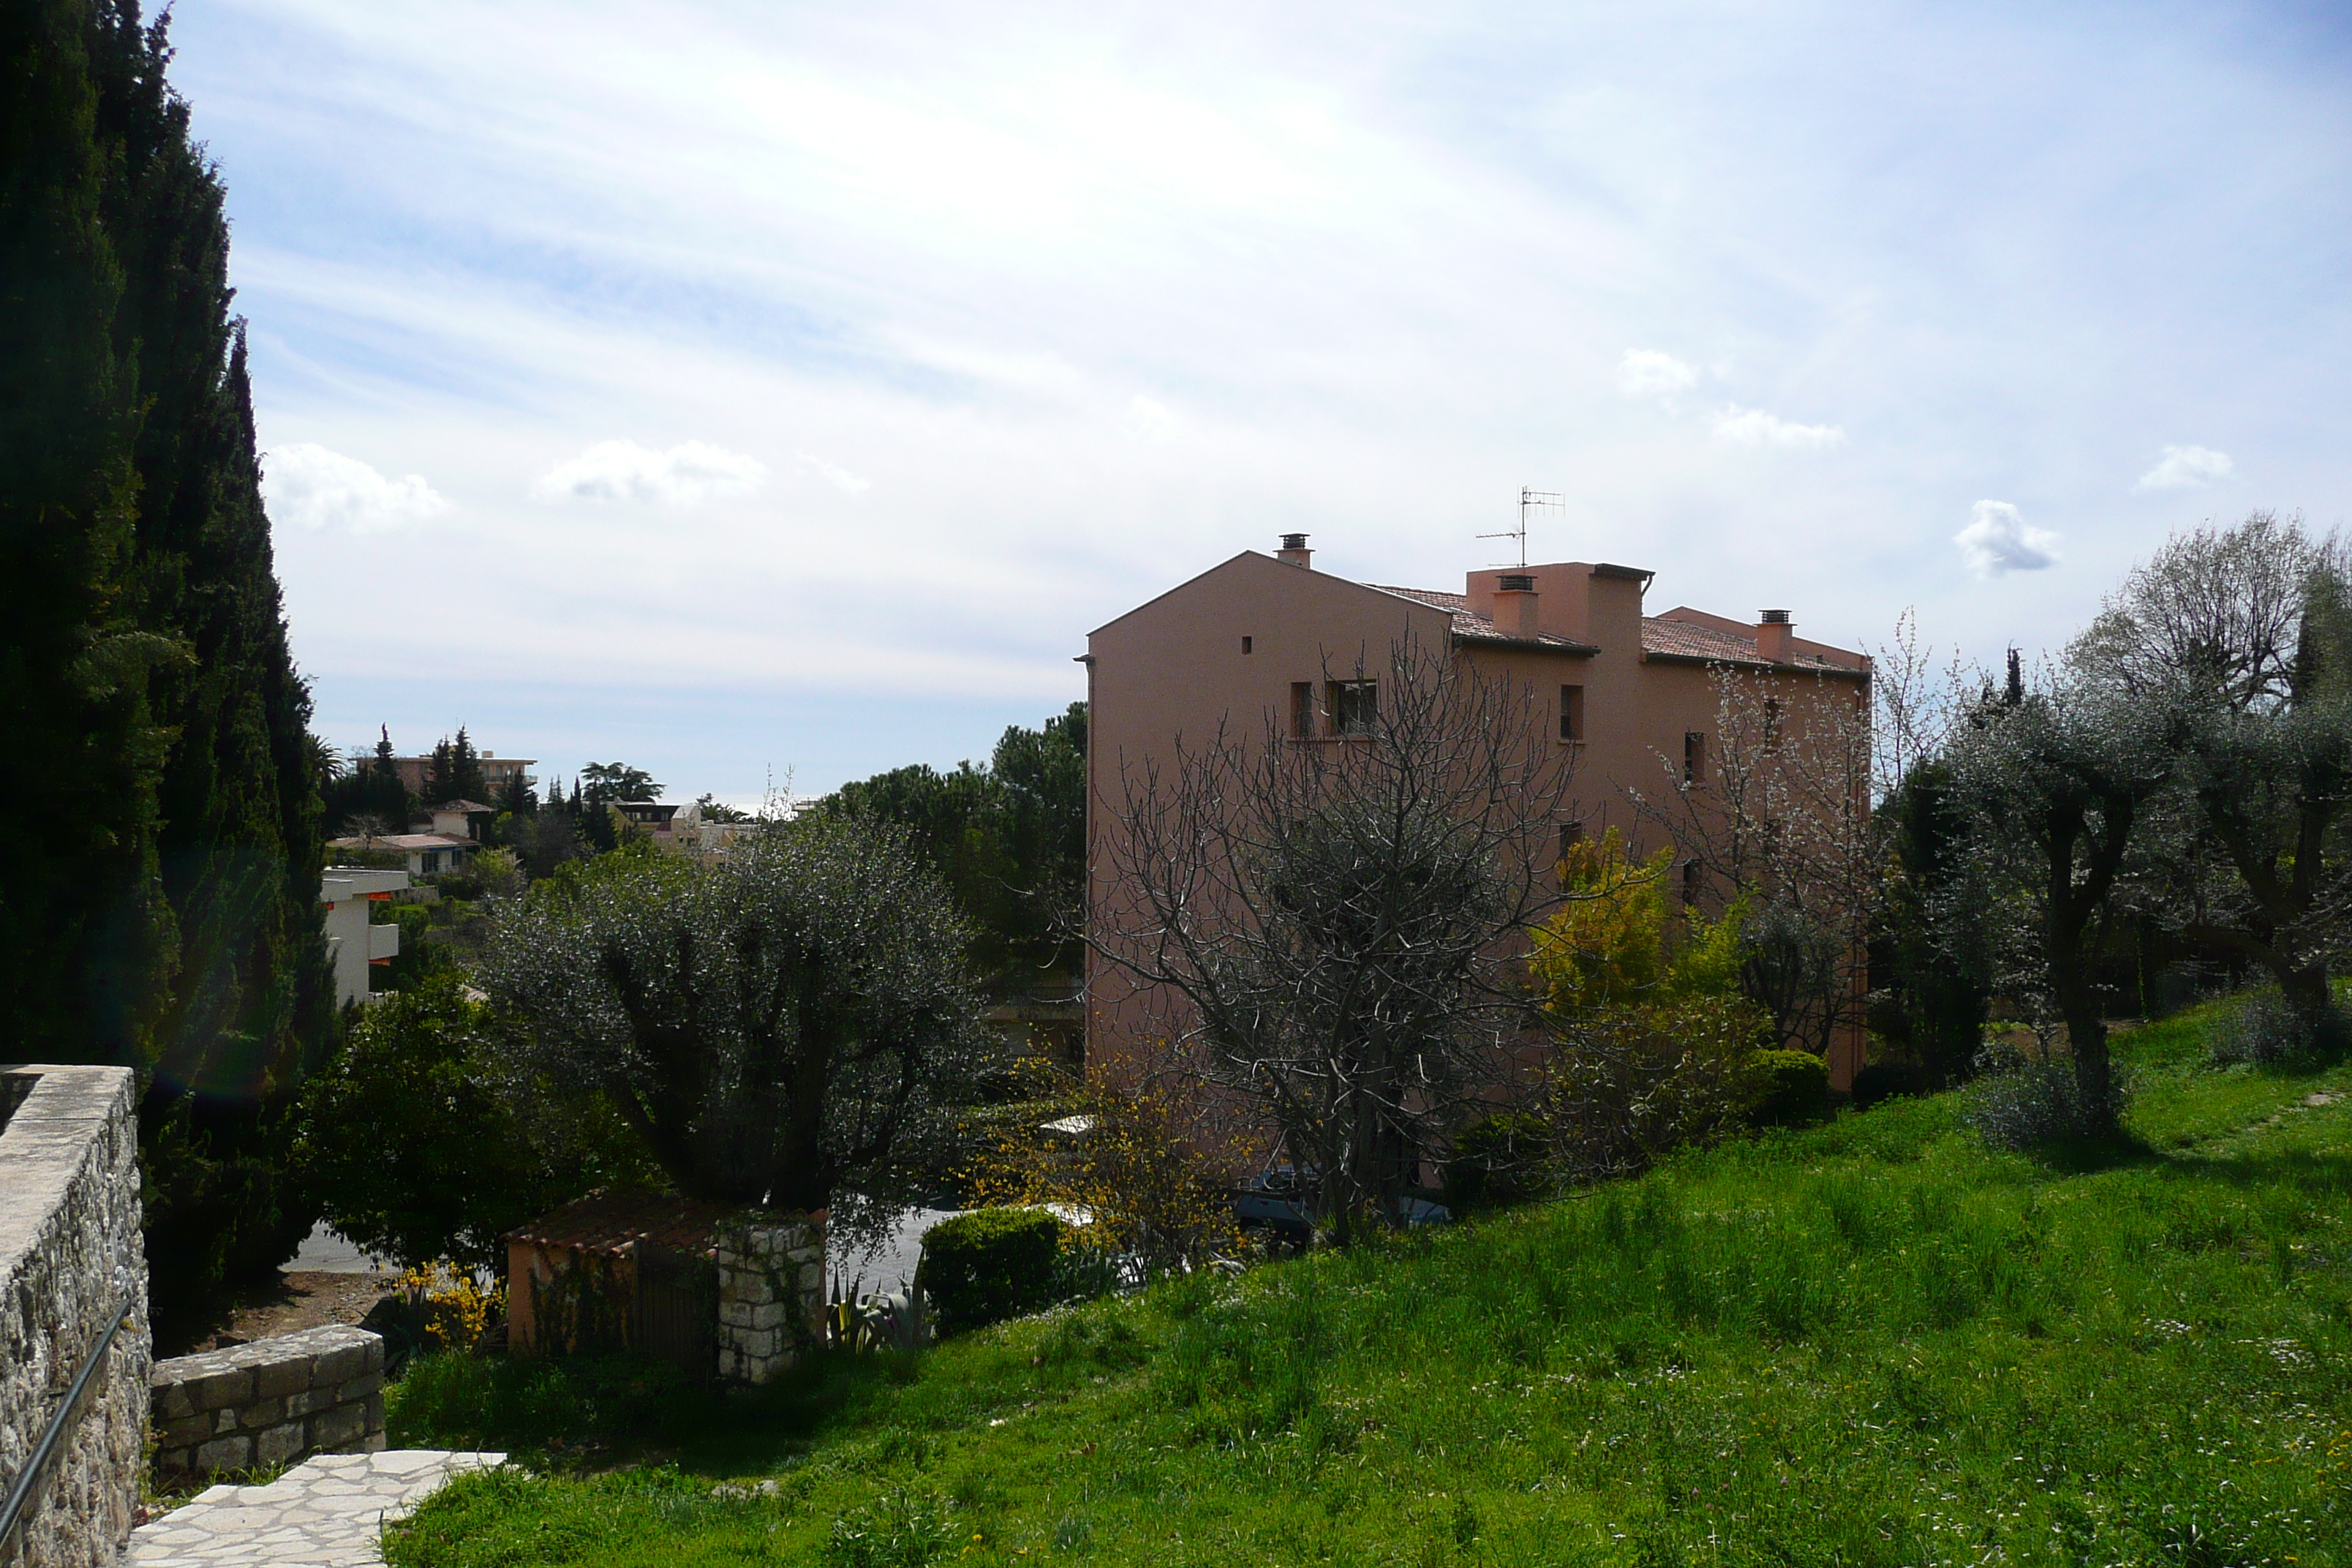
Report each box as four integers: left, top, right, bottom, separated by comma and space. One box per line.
1231, 1168, 1450, 1241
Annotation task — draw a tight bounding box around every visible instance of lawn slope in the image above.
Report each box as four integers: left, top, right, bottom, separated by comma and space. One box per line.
386, 1011, 2352, 1567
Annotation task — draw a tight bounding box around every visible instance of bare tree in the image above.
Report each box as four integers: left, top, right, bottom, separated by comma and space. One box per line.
1093, 634, 1577, 1241
1635, 663, 1876, 1060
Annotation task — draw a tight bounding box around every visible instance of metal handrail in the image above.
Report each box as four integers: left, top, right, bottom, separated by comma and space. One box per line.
0, 1298, 132, 1559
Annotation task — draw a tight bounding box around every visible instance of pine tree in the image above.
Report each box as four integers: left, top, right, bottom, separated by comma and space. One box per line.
450, 725, 487, 802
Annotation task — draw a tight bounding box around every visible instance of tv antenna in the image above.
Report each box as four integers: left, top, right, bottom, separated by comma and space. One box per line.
1480, 487, 1564, 568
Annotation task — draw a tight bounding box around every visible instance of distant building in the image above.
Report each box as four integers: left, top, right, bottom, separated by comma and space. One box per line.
611, 800, 681, 843
325, 832, 479, 878
320, 867, 409, 1005
421, 801, 498, 840
370, 751, 537, 799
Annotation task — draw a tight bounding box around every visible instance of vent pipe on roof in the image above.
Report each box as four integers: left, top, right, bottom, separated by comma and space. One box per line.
1495, 574, 1540, 636
1277, 533, 1313, 568
1757, 608, 1794, 663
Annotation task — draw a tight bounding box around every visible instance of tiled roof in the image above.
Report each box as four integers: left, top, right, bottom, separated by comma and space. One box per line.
1640, 617, 1858, 673
326, 833, 476, 851
1365, 584, 1860, 673
1366, 585, 1597, 650
505, 1190, 736, 1257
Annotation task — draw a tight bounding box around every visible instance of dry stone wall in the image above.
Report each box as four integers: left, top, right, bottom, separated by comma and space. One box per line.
0, 1066, 151, 1568
150, 1326, 385, 1482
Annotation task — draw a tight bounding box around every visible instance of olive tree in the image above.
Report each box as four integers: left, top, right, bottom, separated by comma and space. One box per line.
1095, 635, 1575, 1240
2070, 513, 2352, 1030
482, 818, 986, 1229
1943, 666, 2176, 1131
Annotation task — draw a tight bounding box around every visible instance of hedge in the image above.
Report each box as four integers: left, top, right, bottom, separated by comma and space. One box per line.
919, 1207, 1064, 1334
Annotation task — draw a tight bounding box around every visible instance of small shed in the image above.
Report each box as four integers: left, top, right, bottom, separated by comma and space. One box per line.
506, 1191, 730, 1379
505, 1191, 826, 1386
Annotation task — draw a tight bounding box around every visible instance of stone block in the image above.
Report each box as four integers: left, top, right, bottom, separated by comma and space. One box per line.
314, 1338, 371, 1384
155, 1379, 197, 1422
363, 1390, 385, 1431
337, 1368, 382, 1402
238, 1395, 286, 1431
253, 1354, 314, 1399
750, 1303, 784, 1331
255, 1421, 306, 1466
311, 1402, 366, 1450
195, 1434, 252, 1471
155, 1446, 192, 1479
720, 1300, 753, 1330
185, 1364, 255, 1411
159, 1411, 211, 1447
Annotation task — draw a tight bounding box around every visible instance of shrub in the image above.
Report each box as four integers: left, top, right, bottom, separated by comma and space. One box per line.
1962, 1038, 2127, 1151
962, 1068, 1243, 1275
1545, 997, 1767, 1183
1849, 1059, 1924, 1108
1749, 1049, 1831, 1127
2209, 986, 2346, 1066
919, 1207, 1063, 1334
295, 973, 655, 1271
1444, 1112, 1550, 1210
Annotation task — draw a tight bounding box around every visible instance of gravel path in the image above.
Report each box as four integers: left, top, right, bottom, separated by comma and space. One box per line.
127, 1450, 503, 1567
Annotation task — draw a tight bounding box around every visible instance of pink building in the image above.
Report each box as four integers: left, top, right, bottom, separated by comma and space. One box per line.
1082, 535, 1872, 1090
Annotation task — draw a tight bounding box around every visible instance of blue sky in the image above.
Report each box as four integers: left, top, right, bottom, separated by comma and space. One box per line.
165, 0, 2352, 799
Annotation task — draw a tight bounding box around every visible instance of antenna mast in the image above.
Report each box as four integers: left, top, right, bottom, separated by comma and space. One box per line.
1480, 487, 1564, 568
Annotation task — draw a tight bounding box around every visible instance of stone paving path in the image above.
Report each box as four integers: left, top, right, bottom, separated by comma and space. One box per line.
128, 1449, 505, 1567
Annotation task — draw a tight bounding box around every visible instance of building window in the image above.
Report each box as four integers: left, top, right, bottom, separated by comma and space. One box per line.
1291, 682, 1315, 739
1556, 821, 1585, 867
1329, 679, 1378, 736
1559, 684, 1584, 742
1681, 857, 1702, 908
1241, 636, 1253, 655
1684, 731, 1705, 784
1763, 697, 1782, 751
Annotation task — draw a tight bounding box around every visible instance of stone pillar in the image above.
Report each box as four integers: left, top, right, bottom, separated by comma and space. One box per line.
712, 1213, 824, 1385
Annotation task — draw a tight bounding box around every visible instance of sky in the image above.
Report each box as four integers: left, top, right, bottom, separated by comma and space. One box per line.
165, 0, 2352, 800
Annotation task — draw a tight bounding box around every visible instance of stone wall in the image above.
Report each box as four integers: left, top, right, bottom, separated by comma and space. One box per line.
0, 1066, 151, 1568
713, 1215, 825, 1384
151, 1327, 385, 1483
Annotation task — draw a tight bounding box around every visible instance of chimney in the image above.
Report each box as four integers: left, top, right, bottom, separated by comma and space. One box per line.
1757, 608, 1793, 663
1495, 573, 1540, 637
1276, 533, 1313, 568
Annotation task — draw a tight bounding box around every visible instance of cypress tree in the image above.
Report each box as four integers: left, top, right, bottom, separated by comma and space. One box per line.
0, 0, 176, 1058
4, 0, 334, 1335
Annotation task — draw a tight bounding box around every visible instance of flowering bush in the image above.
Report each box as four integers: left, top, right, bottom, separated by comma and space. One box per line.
399, 1261, 505, 1353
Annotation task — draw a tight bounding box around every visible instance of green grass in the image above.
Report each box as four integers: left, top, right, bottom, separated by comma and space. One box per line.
385, 1002, 2352, 1567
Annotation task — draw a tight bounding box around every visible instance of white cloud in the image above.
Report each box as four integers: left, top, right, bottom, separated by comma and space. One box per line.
1953, 500, 2062, 578
792, 451, 871, 494
2133, 443, 2234, 491
532, 440, 766, 505
265, 442, 452, 532
1710, 404, 1844, 450
1125, 394, 1179, 444
1618, 349, 1700, 402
